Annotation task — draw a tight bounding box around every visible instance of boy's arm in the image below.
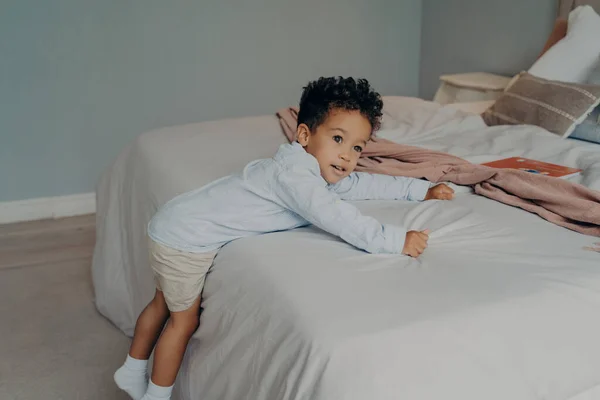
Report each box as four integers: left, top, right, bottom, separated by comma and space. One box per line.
330, 172, 431, 201
272, 167, 408, 254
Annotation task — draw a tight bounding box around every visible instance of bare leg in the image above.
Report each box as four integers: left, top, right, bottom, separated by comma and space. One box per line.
115, 290, 170, 400
129, 290, 171, 360
150, 296, 201, 387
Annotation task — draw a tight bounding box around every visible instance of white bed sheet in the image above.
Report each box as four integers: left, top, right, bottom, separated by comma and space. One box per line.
92, 97, 600, 400
445, 99, 496, 114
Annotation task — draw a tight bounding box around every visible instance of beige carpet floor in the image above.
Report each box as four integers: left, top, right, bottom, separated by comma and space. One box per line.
0, 215, 131, 400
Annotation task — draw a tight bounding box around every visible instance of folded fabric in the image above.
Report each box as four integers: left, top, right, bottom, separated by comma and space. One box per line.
276, 106, 600, 237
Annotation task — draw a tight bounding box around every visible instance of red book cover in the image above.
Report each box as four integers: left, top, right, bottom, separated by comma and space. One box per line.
481, 157, 582, 178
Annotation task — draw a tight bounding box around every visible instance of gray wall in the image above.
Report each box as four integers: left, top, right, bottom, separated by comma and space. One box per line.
0, 0, 422, 202
419, 0, 557, 100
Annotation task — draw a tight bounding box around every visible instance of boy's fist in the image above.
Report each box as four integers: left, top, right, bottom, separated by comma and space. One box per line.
425, 183, 454, 201
402, 229, 430, 258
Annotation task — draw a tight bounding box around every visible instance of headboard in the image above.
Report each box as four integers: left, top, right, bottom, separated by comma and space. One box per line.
558, 0, 600, 18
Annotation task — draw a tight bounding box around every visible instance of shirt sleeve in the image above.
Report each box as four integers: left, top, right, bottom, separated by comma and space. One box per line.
330, 172, 431, 201
271, 166, 407, 254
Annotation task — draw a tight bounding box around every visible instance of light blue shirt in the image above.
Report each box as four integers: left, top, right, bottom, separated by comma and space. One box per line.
148, 142, 431, 254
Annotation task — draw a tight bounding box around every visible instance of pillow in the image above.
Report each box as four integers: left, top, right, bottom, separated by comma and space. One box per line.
587, 57, 600, 84
570, 58, 600, 143
537, 19, 568, 59
481, 72, 600, 138
569, 107, 600, 143
528, 5, 600, 83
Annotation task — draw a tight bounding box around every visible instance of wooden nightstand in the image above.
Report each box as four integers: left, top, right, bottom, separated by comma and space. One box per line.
433, 72, 513, 105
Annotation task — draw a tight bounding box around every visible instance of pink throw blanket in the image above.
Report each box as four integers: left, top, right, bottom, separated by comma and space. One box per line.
277, 107, 600, 237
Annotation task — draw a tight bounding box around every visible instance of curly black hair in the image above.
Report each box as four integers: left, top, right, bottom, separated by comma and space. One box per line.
297, 76, 383, 133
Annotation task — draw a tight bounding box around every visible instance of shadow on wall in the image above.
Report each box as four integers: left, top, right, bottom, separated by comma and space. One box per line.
419, 0, 557, 100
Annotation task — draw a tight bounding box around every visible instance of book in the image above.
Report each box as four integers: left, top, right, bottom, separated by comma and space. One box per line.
481, 157, 582, 179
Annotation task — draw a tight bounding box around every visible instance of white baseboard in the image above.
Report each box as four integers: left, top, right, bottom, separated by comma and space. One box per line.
0, 192, 96, 224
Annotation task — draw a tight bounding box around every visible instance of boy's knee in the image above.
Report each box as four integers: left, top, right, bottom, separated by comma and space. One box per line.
171, 313, 200, 336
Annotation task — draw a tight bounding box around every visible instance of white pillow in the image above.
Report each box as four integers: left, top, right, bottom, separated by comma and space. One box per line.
528, 5, 600, 83
588, 56, 600, 84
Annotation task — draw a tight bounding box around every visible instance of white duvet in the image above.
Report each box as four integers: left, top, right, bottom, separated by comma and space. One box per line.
92, 97, 600, 400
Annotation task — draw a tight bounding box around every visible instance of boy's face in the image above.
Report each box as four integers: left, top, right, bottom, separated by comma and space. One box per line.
297, 109, 372, 184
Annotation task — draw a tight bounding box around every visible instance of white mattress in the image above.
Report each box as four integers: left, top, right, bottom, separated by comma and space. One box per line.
92, 97, 600, 400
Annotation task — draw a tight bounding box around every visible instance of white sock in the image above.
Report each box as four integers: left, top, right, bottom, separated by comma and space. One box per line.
114, 355, 149, 400
141, 379, 174, 400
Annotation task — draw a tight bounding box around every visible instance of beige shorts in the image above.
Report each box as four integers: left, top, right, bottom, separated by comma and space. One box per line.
148, 239, 218, 313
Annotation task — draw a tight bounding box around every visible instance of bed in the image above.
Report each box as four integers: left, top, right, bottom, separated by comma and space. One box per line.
92, 94, 600, 400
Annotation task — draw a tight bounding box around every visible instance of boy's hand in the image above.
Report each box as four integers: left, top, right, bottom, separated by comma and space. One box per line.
425, 183, 454, 201
402, 229, 430, 258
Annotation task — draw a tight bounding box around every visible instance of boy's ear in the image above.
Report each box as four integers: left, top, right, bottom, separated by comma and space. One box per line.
296, 123, 311, 146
